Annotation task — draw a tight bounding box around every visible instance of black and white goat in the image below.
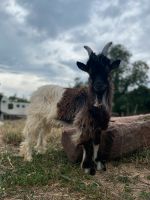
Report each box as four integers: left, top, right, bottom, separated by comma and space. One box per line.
20, 42, 121, 175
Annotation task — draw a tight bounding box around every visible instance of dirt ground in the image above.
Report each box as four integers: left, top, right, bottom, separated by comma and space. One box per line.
0, 120, 150, 200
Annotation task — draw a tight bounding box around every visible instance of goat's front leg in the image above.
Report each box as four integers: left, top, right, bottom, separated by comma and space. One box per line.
81, 139, 96, 175
93, 130, 106, 171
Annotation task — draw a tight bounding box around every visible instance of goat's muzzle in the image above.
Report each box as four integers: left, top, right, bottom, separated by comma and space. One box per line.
94, 83, 107, 94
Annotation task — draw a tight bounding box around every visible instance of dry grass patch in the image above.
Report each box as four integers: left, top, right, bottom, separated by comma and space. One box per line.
0, 120, 24, 146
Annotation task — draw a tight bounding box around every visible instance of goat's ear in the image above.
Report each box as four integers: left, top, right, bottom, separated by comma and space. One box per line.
110, 60, 121, 70
76, 61, 88, 72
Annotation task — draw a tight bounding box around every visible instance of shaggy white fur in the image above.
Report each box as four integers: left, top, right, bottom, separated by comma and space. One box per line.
20, 85, 65, 161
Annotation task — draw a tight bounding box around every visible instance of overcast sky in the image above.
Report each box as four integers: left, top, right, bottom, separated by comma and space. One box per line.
0, 0, 150, 98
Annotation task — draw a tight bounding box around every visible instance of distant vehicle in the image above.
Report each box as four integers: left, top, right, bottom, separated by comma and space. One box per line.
0, 95, 29, 120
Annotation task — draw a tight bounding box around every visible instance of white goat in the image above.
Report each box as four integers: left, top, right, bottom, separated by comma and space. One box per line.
20, 85, 65, 161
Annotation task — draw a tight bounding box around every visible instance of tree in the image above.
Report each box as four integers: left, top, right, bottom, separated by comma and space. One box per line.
0, 93, 3, 118
126, 86, 150, 114
0, 93, 3, 101
109, 44, 149, 115
9, 94, 29, 103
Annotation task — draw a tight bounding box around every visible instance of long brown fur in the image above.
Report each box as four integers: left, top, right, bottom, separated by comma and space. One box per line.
57, 87, 88, 122
57, 79, 113, 144
73, 82, 112, 144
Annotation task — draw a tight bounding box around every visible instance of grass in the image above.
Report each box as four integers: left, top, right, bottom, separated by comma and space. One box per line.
0, 120, 150, 200
0, 120, 23, 146
139, 191, 150, 200
1, 151, 78, 190
116, 175, 131, 184
0, 146, 108, 199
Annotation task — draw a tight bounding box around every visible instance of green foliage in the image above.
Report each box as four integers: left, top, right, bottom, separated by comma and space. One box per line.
114, 86, 150, 115
131, 61, 149, 87
117, 175, 131, 184
109, 45, 149, 93
109, 44, 149, 115
126, 86, 150, 114
139, 191, 150, 200
9, 95, 29, 103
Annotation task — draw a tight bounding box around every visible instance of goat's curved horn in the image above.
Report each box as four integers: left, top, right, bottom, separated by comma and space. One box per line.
84, 46, 93, 56
101, 42, 112, 56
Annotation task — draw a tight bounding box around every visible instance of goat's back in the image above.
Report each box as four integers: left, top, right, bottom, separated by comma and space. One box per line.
57, 87, 88, 123
26, 85, 88, 123
27, 85, 65, 119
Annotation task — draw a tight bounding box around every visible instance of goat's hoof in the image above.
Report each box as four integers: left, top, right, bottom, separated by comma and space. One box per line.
24, 155, 32, 162
102, 164, 106, 171
96, 161, 103, 170
36, 149, 46, 155
96, 161, 106, 171
34, 146, 46, 154
84, 168, 96, 175
82, 160, 96, 175
101, 161, 107, 171
90, 167, 96, 175
84, 168, 90, 174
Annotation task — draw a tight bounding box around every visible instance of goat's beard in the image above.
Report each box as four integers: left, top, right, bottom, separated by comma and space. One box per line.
94, 94, 103, 107
89, 84, 106, 107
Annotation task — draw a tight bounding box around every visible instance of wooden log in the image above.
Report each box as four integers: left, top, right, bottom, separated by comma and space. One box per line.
61, 114, 150, 163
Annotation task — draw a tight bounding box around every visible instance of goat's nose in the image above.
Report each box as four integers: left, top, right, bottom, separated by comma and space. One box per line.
94, 83, 107, 92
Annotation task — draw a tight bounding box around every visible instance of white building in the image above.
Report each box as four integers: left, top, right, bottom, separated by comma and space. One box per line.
0, 95, 29, 120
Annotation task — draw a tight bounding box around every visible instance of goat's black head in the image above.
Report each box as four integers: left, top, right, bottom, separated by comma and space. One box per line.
77, 42, 121, 98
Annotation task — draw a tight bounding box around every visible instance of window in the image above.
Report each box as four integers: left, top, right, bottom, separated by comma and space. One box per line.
16, 104, 20, 108
22, 105, 25, 108
8, 103, 13, 109
2, 100, 6, 103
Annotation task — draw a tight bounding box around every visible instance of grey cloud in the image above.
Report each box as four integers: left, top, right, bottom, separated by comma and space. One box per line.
17, 0, 91, 37
0, 0, 150, 97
